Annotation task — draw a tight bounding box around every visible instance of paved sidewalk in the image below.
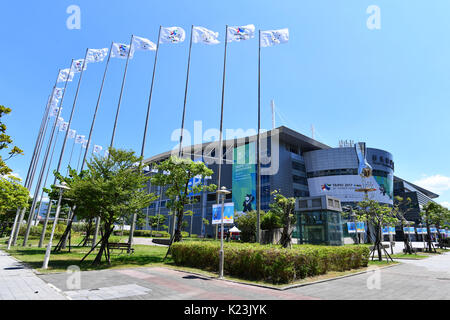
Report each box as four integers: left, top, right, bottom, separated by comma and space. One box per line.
0, 250, 66, 300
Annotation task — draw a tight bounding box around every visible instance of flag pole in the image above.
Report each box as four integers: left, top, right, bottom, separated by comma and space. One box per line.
22, 64, 73, 247
33, 130, 60, 226
178, 25, 194, 158
128, 27, 162, 247
110, 36, 134, 149
216, 25, 229, 240
66, 134, 76, 175
7, 70, 59, 249
76, 143, 83, 172
256, 30, 261, 244
36, 62, 74, 248
10, 95, 51, 245
81, 42, 113, 172
41, 50, 90, 266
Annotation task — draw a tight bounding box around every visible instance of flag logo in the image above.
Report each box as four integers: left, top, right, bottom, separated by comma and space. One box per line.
160, 27, 186, 43
227, 24, 255, 42
321, 184, 331, 191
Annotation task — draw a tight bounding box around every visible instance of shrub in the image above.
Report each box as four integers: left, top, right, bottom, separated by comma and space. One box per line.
171, 242, 370, 284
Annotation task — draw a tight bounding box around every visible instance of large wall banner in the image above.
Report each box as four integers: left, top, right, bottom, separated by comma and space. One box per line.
307, 174, 393, 205
232, 142, 256, 213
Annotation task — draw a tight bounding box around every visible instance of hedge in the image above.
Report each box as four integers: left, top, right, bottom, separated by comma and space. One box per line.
171, 242, 369, 284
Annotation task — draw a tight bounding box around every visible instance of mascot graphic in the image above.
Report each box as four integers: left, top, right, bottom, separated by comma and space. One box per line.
242, 194, 255, 212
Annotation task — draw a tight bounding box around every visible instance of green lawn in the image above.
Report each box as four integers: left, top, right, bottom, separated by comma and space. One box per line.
1, 235, 172, 273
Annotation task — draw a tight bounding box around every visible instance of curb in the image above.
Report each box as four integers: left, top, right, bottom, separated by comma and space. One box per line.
160, 262, 401, 291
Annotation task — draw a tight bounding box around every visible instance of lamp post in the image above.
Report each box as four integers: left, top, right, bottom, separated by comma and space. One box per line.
42, 182, 70, 269
216, 186, 230, 279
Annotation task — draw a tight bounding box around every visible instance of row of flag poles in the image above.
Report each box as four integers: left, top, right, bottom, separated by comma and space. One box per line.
9, 24, 289, 253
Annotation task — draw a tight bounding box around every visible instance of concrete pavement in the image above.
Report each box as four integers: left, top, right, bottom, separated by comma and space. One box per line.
0, 250, 66, 300
35, 252, 450, 300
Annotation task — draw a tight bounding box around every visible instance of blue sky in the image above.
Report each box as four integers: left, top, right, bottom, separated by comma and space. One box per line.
1, 0, 449, 207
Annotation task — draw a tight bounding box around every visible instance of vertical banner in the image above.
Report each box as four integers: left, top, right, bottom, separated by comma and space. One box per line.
382, 226, 389, 235
232, 142, 256, 213
347, 222, 356, 234
212, 203, 235, 224
388, 226, 396, 235
356, 222, 366, 233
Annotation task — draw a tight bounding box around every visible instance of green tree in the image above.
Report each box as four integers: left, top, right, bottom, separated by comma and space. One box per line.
0, 176, 29, 236
421, 202, 449, 251
392, 196, 415, 254
268, 190, 296, 248
59, 148, 157, 265
150, 156, 216, 245
149, 214, 166, 232
235, 211, 264, 243
0, 105, 24, 176
355, 199, 399, 261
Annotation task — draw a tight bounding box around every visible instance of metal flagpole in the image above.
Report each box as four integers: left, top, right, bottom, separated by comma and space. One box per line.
42, 51, 89, 267
9, 95, 51, 246
33, 130, 60, 227
76, 143, 83, 172
80, 42, 113, 172
36, 66, 73, 247
66, 134, 76, 175
22, 65, 73, 247
36, 58, 78, 247
7, 74, 57, 249
128, 27, 162, 247
215, 25, 229, 240
178, 25, 193, 158
256, 30, 261, 244
110, 35, 134, 149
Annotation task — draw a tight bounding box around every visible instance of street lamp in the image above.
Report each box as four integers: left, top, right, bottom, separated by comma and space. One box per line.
42, 182, 70, 269
216, 186, 230, 280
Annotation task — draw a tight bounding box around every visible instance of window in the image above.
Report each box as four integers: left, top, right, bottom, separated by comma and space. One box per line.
292, 161, 306, 172
293, 175, 308, 185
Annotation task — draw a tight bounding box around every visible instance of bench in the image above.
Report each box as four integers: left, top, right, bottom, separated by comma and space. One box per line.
107, 242, 134, 254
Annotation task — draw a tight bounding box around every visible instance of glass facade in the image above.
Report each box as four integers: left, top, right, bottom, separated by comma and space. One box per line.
295, 210, 344, 246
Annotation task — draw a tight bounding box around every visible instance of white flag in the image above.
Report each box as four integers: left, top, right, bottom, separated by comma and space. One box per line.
227, 24, 255, 42
56, 117, 64, 127
260, 28, 289, 47
192, 26, 220, 45
49, 96, 59, 109
53, 87, 64, 100
132, 36, 157, 51
82, 139, 89, 149
86, 48, 109, 63
75, 134, 85, 144
111, 43, 134, 59
50, 106, 62, 117
68, 129, 77, 139
71, 59, 88, 73
57, 69, 74, 83
160, 27, 186, 43
59, 121, 69, 132
93, 145, 103, 153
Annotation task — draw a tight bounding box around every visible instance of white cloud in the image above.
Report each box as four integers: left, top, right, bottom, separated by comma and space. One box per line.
413, 175, 450, 194
440, 201, 450, 209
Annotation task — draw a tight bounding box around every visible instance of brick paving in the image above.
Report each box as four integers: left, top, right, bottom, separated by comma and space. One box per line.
2, 248, 450, 300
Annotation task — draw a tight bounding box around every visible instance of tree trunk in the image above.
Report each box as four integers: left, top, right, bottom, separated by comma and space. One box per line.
376, 223, 382, 261
93, 223, 113, 265
174, 210, 184, 242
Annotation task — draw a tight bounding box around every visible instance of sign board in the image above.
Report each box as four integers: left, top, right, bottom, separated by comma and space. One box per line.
356, 222, 366, 233
382, 227, 389, 235
307, 174, 393, 205
388, 227, 396, 235
347, 222, 356, 234
430, 227, 437, 234
212, 203, 235, 225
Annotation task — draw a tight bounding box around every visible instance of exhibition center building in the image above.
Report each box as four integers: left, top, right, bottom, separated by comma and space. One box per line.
141, 126, 438, 245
